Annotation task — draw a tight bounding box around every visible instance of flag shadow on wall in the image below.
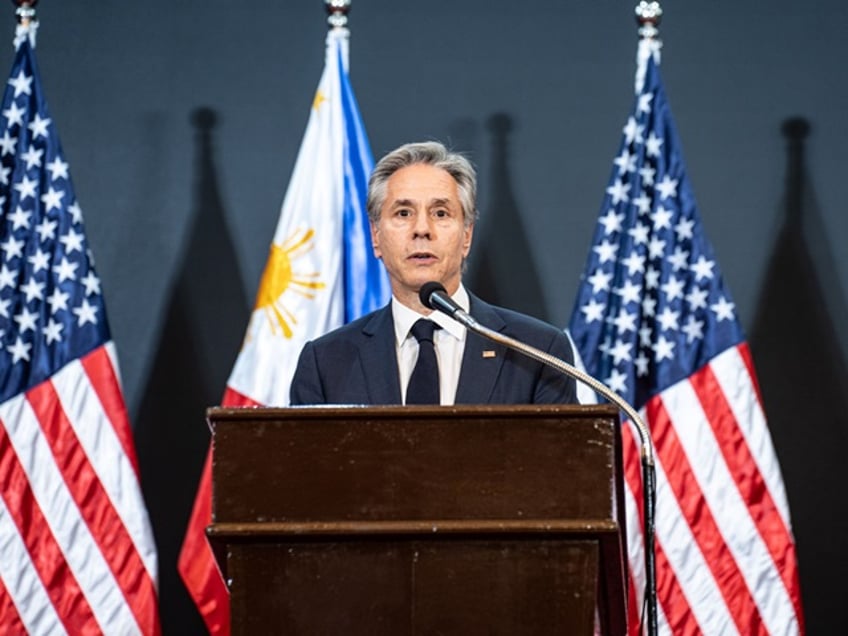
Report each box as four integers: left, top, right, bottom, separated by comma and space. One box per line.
466, 113, 548, 321
134, 108, 249, 634
749, 117, 848, 634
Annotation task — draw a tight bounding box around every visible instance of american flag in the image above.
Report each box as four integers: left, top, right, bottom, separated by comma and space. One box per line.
0, 22, 159, 634
568, 44, 804, 634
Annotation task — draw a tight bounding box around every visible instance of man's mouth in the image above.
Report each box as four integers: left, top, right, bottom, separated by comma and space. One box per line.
409, 252, 436, 261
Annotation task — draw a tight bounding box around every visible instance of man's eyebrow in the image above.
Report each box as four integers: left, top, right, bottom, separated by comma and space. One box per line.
388, 197, 453, 208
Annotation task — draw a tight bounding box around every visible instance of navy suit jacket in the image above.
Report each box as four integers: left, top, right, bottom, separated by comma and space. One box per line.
290, 294, 577, 406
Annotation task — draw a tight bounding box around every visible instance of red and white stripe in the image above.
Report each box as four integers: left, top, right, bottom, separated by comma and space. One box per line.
623, 343, 803, 635
0, 343, 160, 635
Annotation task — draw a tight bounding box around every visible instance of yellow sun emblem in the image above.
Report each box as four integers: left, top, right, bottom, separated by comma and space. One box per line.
254, 228, 325, 338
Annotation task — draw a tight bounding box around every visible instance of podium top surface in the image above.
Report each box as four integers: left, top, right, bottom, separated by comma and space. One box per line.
207, 402, 618, 421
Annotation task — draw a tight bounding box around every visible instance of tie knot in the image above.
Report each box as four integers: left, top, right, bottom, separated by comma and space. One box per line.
410, 319, 438, 344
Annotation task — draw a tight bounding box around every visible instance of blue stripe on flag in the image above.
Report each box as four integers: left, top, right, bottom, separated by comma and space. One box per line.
338, 49, 390, 321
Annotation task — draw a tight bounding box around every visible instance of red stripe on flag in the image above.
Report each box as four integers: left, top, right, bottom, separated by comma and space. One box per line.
221, 386, 262, 408
0, 420, 99, 635
626, 572, 641, 636
0, 574, 26, 634
178, 447, 230, 635
26, 380, 160, 636
621, 422, 644, 529
621, 420, 645, 532
689, 359, 804, 627
79, 346, 140, 476
647, 397, 766, 635
621, 422, 648, 635
178, 385, 259, 635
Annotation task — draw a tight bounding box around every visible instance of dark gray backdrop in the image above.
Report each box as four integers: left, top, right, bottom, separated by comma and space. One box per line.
1, 1, 845, 633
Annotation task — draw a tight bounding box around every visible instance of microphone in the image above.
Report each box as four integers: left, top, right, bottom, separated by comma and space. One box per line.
418, 281, 478, 329
418, 280, 659, 636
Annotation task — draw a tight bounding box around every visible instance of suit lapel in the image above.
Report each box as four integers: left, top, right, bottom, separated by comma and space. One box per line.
455, 295, 508, 404
359, 305, 402, 404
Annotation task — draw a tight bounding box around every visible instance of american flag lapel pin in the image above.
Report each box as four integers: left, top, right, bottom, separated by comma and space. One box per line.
482, 350, 496, 358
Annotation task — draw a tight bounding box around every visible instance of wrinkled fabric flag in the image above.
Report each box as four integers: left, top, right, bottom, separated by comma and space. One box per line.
178, 27, 389, 635
568, 43, 803, 635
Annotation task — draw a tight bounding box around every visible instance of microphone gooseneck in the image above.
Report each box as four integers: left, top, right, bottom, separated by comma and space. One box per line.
417, 280, 659, 636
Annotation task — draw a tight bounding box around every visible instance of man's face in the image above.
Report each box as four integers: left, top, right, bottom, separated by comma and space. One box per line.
371, 163, 474, 307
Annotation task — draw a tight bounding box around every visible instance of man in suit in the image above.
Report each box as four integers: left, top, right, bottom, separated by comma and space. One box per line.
290, 141, 576, 406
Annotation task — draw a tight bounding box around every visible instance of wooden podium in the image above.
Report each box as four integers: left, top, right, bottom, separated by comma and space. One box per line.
207, 404, 627, 635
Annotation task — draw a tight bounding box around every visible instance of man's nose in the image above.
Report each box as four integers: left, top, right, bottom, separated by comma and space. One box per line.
412, 211, 432, 237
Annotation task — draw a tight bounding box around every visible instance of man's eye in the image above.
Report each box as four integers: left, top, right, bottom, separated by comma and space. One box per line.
397, 209, 412, 217
433, 209, 449, 218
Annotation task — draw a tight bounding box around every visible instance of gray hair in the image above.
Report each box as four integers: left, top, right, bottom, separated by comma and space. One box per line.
366, 141, 478, 228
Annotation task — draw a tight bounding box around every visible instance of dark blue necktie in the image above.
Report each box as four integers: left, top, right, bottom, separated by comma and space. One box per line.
406, 319, 440, 405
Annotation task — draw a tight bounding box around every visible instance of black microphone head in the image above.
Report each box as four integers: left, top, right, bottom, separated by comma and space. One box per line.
419, 281, 447, 309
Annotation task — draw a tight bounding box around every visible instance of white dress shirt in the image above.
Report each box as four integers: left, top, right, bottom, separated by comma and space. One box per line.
392, 285, 469, 405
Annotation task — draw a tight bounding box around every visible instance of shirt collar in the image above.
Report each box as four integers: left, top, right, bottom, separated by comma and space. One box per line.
392, 284, 469, 345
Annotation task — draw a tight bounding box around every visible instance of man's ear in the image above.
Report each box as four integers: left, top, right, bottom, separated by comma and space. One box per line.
462, 223, 474, 258
370, 222, 382, 259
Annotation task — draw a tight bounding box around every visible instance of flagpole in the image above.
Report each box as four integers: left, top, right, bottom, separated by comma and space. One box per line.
325, 0, 351, 67
632, 6, 660, 635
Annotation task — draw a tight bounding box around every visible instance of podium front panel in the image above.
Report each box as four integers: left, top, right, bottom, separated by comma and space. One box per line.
228, 539, 598, 635
208, 404, 626, 635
